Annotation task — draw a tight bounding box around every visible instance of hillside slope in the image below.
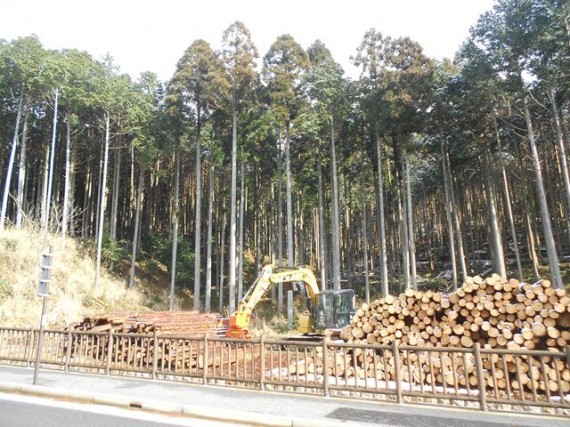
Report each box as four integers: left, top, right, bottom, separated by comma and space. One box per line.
0, 228, 148, 328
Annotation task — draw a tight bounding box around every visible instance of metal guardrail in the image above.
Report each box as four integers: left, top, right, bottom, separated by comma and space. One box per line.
0, 326, 569, 413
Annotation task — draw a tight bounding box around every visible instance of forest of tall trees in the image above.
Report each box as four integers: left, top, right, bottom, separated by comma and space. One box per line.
0, 0, 568, 313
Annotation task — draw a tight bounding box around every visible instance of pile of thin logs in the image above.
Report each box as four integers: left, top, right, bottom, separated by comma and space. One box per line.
70, 311, 228, 337
288, 275, 570, 396
67, 311, 229, 370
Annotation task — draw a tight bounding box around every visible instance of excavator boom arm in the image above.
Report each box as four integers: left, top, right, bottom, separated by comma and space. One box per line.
226, 265, 320, 338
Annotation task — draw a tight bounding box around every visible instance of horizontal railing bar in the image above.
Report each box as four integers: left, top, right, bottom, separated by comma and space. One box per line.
0, 327, 567, 413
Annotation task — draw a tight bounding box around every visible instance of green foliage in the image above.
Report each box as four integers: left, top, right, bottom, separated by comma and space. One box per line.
144, 233, 195, 287
262, 34, 310, 124
81, 235, 126, 269
0, 278, 13, 302
220, 21, 258, 111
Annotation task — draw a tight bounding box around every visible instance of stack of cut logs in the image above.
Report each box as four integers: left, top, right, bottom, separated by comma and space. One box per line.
340, 275, 570, 351
332, 275, 570, 394
70, 311, 228, 337
67, 311, 229, 371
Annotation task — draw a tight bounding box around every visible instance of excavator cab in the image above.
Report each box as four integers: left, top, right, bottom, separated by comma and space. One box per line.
227, 265, 356, 339
313, 289, 355, 331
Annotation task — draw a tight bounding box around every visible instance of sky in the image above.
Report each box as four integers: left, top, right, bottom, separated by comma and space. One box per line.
2, 0, 496, 82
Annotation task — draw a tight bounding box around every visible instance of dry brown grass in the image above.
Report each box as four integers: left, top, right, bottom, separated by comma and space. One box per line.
0, 227, 147, 328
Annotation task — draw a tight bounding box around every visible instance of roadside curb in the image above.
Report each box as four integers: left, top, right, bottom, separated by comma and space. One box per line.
0, 381, 350, 427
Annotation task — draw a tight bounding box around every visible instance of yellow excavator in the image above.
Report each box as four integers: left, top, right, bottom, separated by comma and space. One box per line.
226, 264, 355, 339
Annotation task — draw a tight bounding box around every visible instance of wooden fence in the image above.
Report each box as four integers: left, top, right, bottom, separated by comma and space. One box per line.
1, 326, 569, 413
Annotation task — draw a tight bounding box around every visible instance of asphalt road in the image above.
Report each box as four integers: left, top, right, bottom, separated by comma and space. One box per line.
1, 391, 545, 427
0, 393, 238, 427
0, 365, 568, 427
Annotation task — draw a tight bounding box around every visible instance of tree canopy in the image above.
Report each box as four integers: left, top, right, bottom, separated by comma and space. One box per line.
1, 1, 568, 314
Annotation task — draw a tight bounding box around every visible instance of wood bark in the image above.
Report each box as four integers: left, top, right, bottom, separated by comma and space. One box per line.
16, 113, 28, 229
44, 89, 59, 232
62, 115, 72, 239
95, 113, 110, 289
205, 165, 214, 313
110, 146, 121, 240
1, 92, 24, 232
522, 94, 562, 289
169, 144, 180, 310
129, 165, 144, 289
330, 114, 341, 290
317, 148, 327, 290
193, 130, 202, 311
229, 107, 238, 314
375, 128, 389, 296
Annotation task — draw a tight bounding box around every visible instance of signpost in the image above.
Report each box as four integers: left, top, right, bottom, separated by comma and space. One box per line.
33, 245, 53, 385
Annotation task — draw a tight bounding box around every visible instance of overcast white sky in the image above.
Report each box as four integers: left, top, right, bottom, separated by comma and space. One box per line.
2, 0, 495, 81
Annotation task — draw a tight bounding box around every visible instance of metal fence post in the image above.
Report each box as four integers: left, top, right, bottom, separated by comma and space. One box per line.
33, 299, 48, 385
105, 329, 113, 375
473, 343, 488, 411
322, 339, 329, 397
26, 326, 34, 367
64, 330, 72, 371
392, 341, 403, 404
152, 330, 158, 380
203, 334, 209, 385
259, 335, 265, 391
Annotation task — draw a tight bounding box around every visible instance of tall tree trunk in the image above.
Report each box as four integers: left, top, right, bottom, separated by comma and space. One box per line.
44, 89, 59, 233
237, 153, 245, 301
405, 153, 417, 289
526, 208, 541, 279
547, 87, 570, 244
397, 168, 410, 291
285, 123, 294, 267
374, 128, 389, 295
446, 149, 468, 280
361, 167, 370, 303
40, 138, 50, 232
16, 113, 28, 229
62, 115, 72, 239
482, 144, 506, 277
130, 147, 136, 222
205, 165, 214, 313
94, 143, 104, 240
193, 130, 203, 311
254, 168, 261, 276
95, 113, 110, 288
441, 140, 458, 290
317, 147, 327, 290
170, 143, 180, 310
82, 162, 92, 237
129, 165, 144, 289
229, 106, 238, 313
284, 123, 294, 320
219, 207, 226, 312
523, 94, 562, 288
1, 92, 24, 231
68, 147, 76, 236
494, 115, 523, 280
277, 131, 284, 311
330, 115, 341, 290
270, 183, 277, 303
110, 147, 121, 240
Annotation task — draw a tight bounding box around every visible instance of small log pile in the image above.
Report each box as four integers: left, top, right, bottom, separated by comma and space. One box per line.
67, 311, 229, 370
70, 311, 228, 337
332, 275, 570, 395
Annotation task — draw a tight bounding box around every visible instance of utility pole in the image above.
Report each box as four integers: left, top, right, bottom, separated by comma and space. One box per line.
33, 245, 53, 385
